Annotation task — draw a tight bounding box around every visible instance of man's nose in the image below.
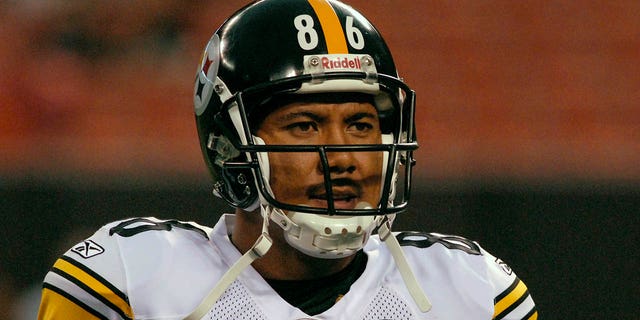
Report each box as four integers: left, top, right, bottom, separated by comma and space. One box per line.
321, 131, 357, 175
326, 152, 357, 174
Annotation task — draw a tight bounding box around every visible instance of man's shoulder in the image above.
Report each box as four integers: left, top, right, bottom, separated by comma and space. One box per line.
42, 217, 229, 319
66, 217, 211, 255
60, 217, 218, 278
392, 231, 484, 256
368, 229, 536, 319
104, 216, 213, 242
368, 230, 510, 283
369, 230, 484, 258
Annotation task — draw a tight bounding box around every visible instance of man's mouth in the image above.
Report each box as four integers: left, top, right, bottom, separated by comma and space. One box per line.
312, 190, 357, 199
307, 180, 362, 209
309, 196, 359, 209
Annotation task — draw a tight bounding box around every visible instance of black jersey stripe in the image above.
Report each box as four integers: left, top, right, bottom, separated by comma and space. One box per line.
523, 305, 539, 320
493, 277, 536, 320
51, 264, 133, 320
51, 267, 133, 320
60, 255, 130, 303
495, 277, 520, 303
43, 283, 109, 320
493, 287, 531, 320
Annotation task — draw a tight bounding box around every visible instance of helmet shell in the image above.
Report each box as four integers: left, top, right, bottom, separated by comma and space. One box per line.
194, 0, 412, 210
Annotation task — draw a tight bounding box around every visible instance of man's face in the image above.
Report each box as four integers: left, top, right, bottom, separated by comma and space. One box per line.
255, 100, 383, 210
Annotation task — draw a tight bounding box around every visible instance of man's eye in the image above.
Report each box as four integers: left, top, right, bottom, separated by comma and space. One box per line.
286, 122, 317, 132
350, 122, 373, 131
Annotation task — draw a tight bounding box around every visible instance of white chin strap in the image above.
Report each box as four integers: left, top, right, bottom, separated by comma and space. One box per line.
378, 218, 432, 312
184, 208, 430, 319
184, 205, 273, 320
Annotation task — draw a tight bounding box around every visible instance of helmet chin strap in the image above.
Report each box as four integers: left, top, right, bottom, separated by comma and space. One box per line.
184, 204, 431, 319
184, 204, 273, 320
378, 216, 432, 312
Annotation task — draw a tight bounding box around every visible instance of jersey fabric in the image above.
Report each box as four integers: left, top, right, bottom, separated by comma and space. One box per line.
38, 214, 537, 320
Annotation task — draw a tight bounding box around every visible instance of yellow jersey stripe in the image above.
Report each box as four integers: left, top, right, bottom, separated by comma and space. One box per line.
38, 287, 104, 320
493, 278, 528, 318
528, 311, 538, 320
307, 0, 348, 53
53, 258, 133, 319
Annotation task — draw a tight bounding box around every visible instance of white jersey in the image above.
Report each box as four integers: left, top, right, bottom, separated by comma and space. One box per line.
38, 214, 537, 320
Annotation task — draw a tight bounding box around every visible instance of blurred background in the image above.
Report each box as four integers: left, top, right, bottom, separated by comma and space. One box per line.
1, 0, 638, 319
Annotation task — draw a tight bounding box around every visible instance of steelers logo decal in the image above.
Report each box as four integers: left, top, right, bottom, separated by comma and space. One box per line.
194, 34, 220, 116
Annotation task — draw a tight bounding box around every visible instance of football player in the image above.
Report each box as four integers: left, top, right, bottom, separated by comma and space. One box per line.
38, 0, 537, 319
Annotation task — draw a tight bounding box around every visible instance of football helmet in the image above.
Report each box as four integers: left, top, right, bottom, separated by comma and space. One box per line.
193, 0, 418, 258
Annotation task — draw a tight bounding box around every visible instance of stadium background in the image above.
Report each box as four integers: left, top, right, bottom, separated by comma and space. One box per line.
1, 1, 638, 318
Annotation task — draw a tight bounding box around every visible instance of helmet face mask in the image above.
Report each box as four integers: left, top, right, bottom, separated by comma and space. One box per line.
194, 0, 418, 257
203, 73, 416, 215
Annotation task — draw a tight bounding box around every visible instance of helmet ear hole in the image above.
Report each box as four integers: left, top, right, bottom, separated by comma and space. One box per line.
217, 166, 258, 210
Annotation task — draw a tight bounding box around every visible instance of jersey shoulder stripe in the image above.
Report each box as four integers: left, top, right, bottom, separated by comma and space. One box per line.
49, 256, 132, 319
40, 284, 107, 320
522, 305, 539, 320
493, 277, 533, 320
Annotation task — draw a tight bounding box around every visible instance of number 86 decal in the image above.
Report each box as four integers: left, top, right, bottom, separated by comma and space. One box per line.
294, 15, 364, 50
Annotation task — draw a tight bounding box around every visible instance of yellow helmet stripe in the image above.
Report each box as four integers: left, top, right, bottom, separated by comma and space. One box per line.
307, 0, 348, 53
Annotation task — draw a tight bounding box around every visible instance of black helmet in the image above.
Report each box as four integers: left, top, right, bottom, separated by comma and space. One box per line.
194, 0, 417, 216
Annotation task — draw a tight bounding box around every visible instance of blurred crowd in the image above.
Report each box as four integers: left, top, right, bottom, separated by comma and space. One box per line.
0, 1, 244, 185
2, 1, 639, 186
0, 1, 236, 317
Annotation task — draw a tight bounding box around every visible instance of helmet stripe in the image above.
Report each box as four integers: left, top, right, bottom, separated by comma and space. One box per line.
307, 0, 348, 53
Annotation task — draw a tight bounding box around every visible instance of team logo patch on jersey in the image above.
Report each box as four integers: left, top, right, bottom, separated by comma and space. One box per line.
495, 257, 513, 275
71, 240, 105, 259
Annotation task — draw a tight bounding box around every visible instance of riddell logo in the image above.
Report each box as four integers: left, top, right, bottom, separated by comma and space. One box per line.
321, 56, 361, 70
